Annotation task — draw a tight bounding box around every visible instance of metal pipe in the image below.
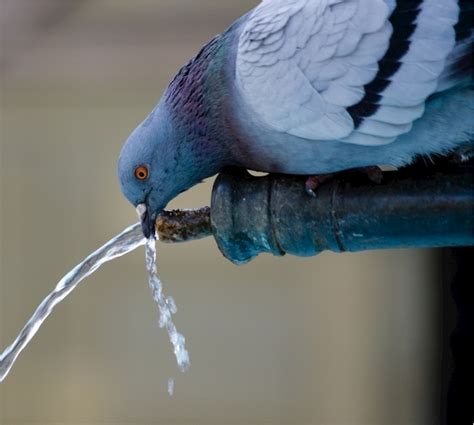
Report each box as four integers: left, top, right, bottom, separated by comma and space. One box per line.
156, 207, 211, 243
211, 165, 473, 264
156, 165, 473, 265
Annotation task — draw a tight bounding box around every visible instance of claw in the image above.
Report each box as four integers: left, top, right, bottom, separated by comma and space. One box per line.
304, 166, 383, 198
305, 174, 332, 198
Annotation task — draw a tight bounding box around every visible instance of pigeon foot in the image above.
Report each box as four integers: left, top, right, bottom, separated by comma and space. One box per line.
305, 166, 383, 198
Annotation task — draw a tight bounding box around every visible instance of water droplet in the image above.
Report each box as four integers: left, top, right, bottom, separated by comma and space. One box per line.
168, 378, 175, 396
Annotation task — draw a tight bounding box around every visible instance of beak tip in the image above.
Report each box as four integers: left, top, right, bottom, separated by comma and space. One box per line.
144, 223, 156, 240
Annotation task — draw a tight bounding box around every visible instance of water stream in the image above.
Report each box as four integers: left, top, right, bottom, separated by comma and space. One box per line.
145, 238, 190, 372
0, 223, 190, 383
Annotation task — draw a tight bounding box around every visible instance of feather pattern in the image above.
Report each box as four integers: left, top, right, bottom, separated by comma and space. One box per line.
438, 0, 473, 90
236, 0, 469, 147
236, 0, 391, 141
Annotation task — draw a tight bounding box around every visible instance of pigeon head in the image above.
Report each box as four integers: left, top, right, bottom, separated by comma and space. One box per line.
118, 98, 229, 239
118, 106, 185, 239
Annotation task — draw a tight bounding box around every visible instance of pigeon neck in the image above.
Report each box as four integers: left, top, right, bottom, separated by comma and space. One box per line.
163, 33, 235, 177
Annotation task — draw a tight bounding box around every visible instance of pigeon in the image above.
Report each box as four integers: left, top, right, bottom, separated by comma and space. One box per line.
118, 0, 473, 238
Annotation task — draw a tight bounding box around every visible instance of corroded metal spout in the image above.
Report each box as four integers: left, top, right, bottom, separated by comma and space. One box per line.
156, 164, 474, 265
156, 207, 211, 243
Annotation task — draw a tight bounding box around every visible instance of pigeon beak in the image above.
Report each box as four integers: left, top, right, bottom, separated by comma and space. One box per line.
136, 203, 156, 239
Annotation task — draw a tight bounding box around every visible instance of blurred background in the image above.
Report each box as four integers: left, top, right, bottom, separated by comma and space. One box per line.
0, 1, 445, 424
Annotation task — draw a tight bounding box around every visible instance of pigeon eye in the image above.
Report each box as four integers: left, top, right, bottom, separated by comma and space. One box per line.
134, 165, 149, 181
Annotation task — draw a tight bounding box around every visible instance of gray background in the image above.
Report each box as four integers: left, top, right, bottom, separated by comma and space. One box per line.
1, 1, 442, 424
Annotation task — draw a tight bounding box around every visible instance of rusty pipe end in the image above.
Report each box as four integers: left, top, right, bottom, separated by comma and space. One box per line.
155, 207, 212, 243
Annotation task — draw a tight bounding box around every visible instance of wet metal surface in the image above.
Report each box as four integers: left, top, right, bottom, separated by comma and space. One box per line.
156, 207, 211, 243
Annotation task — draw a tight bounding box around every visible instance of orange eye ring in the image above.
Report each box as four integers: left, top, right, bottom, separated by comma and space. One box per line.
134, 165, 149, 181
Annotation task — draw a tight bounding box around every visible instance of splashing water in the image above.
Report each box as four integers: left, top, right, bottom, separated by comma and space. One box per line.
0, 222, 190, 382
145, 238, 190, 372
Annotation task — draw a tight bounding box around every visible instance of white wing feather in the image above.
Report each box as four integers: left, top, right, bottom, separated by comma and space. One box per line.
236, 0, 458, 146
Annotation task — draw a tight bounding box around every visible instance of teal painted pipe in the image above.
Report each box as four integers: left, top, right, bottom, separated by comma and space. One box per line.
210, 164, 473, 264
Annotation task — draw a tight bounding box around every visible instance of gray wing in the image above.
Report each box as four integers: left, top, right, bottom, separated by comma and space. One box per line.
236, 0, 460, 146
